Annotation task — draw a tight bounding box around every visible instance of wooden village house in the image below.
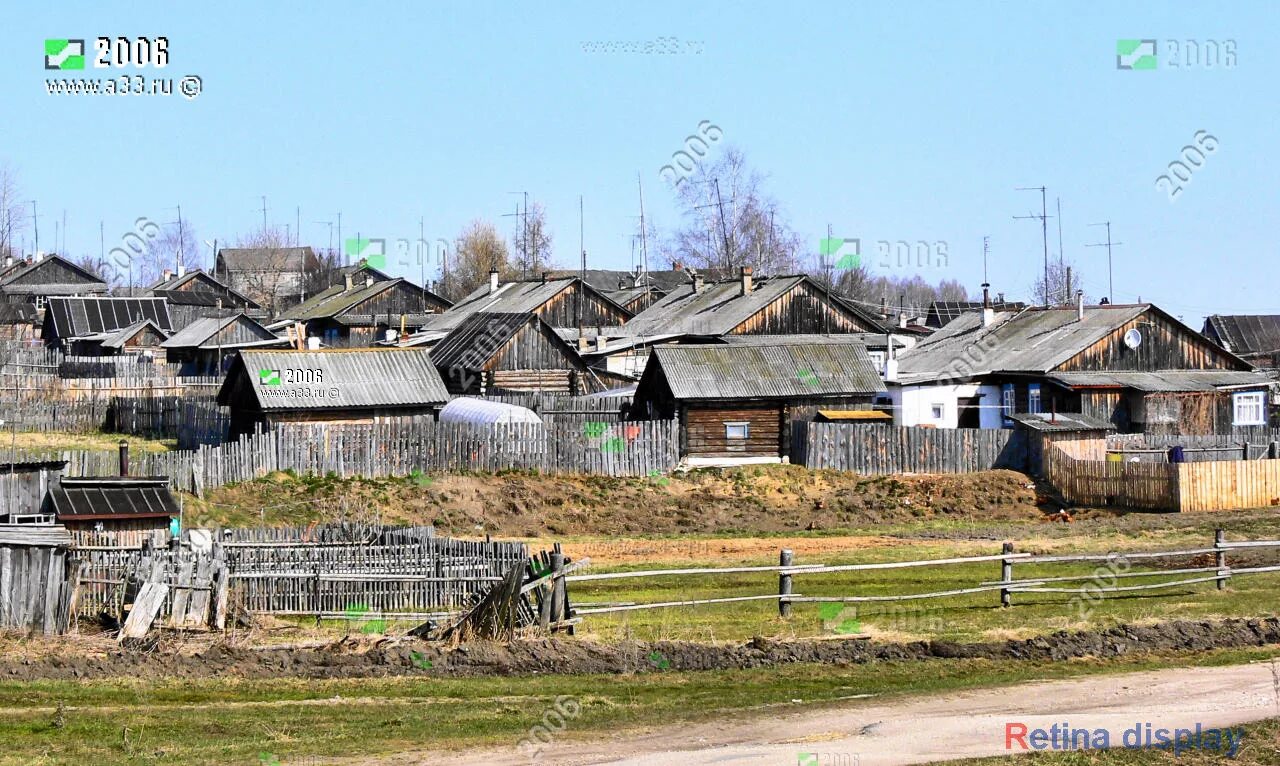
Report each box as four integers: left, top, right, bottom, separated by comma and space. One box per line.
429, 311, 616, 395
40, 296, 173, 356
217, 347, 450, 437
160, 313, 290, 375
418, 272, 633, 338
0, 254, 108, 311
630, 337, 886, 462
889, 301, 1273, 435
275, 274, 451, 347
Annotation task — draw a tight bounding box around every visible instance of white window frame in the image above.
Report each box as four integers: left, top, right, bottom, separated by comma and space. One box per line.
1001, 384, 1015, 420
724, 422, 750, 439
1028, 383, 1042, 414
930, 403, 945, 420
1233, 391, 1266, 426
867, 350, 886, 375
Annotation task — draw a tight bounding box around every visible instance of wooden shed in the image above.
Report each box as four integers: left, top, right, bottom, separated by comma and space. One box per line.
430, 311, 604, 395
160, 313, 288, 375
631, 339, 886, 460
0, 524, 77, 635
0, 458, 67, 523
217, 347, 451, 437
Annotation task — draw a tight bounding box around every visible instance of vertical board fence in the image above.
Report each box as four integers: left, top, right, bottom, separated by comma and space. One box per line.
792, 422, 1027, 474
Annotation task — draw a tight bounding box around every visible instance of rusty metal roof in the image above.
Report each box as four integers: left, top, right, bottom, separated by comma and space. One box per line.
223, 347, 450, 410
649, 342, 885, 401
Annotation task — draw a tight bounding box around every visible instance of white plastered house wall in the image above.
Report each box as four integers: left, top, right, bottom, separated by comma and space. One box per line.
887, 383, 1005, 428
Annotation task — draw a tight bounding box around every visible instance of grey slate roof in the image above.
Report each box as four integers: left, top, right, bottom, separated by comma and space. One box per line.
1203, 315, 1280, 358
1047, 370, 1272, 392
426, 277, 628, 333
149, 269, 258, 308
649, 342, 886, 401
1008, 411, 1117, 432
94, 319, 168, 349
44, 297, 173, 339
160, 314, 284, 350
49, 477, 179, 520
429, 312, 533, 370
223, 348, 449, 411
0, 255, 108, 293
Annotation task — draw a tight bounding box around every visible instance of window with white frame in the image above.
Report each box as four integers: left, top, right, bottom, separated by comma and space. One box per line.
930, 403, 944, 420
1001, 384, 1015, 420
1233, 391, 1266, 426
867, 351, 886, 375
724, 422, 749, 439
1028, 383, 1042, 414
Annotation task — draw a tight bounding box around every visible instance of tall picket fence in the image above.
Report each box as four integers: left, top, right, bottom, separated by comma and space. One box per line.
792, 422, 1027, 474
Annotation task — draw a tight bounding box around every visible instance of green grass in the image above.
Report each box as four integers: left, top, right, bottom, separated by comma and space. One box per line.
2, 647, 1279, 765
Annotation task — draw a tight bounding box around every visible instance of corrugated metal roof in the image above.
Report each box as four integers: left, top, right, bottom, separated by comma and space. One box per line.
895, 305, 1151, 383
429, 312, 533, 370
45, 297, 173, 340
651, 342, 886, 400
1205, 315, 1280, 358
1048, 370, 1272, 392
93, 319, 168, 349
281, 279, 403, 321
435, 278, 629, 333
49, 477, 178, 521
229, 348, 450, 410
925, 300, 1027, 328
0, 254, 107, 290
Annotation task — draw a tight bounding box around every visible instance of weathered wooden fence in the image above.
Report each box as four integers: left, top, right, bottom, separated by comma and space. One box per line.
563, 530, 1279, 626
0, 525, 77, 635
1106, 432, 1280, 463
70, 524, 528, 626
109, 396, 229, 447
792, 422, 1027, 474
1044, 437, 1280, 512
483, 393, 632, 425
0, 377, 221, 433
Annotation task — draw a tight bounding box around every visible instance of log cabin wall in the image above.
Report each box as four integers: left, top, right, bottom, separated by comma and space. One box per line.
1058, 308, 1250, 372
728, 280, 877, 335
535, 284, 631, 327
682, 403, 783, 457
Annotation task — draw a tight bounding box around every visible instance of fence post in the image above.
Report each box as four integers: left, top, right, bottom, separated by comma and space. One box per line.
1000, 542, 1014, 607
778, 549, 793, 618
1215, 528, 1227, 590
1243, 443, 1250, 462
549, 548, 565, 631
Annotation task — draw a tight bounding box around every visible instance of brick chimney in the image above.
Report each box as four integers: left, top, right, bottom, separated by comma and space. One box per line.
740, 266, 753, 296
692, 273, 704, 293
672, 261, 684, 271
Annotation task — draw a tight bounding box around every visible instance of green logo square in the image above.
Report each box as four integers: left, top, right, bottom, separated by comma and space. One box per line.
45, 39, 85, 70
797, 369, 820, 387
798, 754, 818, 766
821, 237, 861, 269
1116, 39, 1157, 70
344, 237, 386, 270
259, 369, 281, 386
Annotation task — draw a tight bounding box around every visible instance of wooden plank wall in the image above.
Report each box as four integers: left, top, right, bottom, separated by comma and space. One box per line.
0, 544, 75, 634
793, 422, 1026, 474
1177, 460, 1280, 512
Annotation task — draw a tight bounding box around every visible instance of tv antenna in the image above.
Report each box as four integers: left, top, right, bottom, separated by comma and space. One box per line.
1086, 221, 1122, 304
1014, 186, 1054, 306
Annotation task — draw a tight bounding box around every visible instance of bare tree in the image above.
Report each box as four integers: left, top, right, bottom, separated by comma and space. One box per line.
818, 261, 971, 319
0, 164, 26, 261
511, 200, 555, 276
1029, 260, 1087, 306
662, 147, 802, 274
152, 219, 203, 279
441, 220, 518, 300
231, 225, 306, 313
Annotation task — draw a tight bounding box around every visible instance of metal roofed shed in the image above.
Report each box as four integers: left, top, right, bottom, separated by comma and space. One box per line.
48, 476, 178, 534
1007, 411, 1117, 433
439, 397, 543, 425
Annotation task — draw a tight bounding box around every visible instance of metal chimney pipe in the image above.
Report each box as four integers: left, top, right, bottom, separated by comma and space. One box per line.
118, 440, 129, 477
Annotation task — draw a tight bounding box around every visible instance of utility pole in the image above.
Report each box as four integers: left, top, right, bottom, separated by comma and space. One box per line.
577, 195, 585, 342
337, 212, 343, 266
29, 201, 38, 254
260, 196, 268, 231
1056, 197, 1065, 304
419, 216, 427, 312
176, 204, 184, 271
1014, 186, 1053, 306
637, 174, 650, 305
296, 206, 301, 247
713, 178, 731, 267
1086, 221, 1122, 304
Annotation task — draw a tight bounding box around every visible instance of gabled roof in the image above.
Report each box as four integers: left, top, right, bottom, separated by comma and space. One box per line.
644, 341, 886, 401
619, 275, 881, 337
427, 277, 629, 333
277, 278, 449, 323
1203, 315, 1280, 359
568, 268, 731, 293
0, 254, 108, 294
218, 348, 450, 411
925, 300, 1027, 329
216, 247, 313, 272
160, 313, 284, 350
430, 311, 583, 371
92, 319, 168, 349
49, 477, 179, 521
148, 269, 259, 308
43, 296, 173, 340
897, 304, 1253, 385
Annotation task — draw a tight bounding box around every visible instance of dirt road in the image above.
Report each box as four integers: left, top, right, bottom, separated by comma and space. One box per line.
350, 661, 1280, 766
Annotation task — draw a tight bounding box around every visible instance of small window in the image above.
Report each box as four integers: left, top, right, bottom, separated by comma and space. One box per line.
725, 422, 749, 439
930, 403, 944, 420
867, 351, 886, 374
1028, 384, 1042, 414
1233, 392, 1266, 426
1001, 384, 1016, 425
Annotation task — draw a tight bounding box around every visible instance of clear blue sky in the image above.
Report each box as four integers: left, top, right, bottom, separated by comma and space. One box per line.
3, 1, 1276, 325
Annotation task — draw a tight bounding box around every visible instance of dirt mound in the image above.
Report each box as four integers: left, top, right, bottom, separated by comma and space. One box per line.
5, 618, 1278, 682
187, 466, 1042, 536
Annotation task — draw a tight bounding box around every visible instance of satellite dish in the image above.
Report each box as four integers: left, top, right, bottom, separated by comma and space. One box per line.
1123, 328, 1143, 350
